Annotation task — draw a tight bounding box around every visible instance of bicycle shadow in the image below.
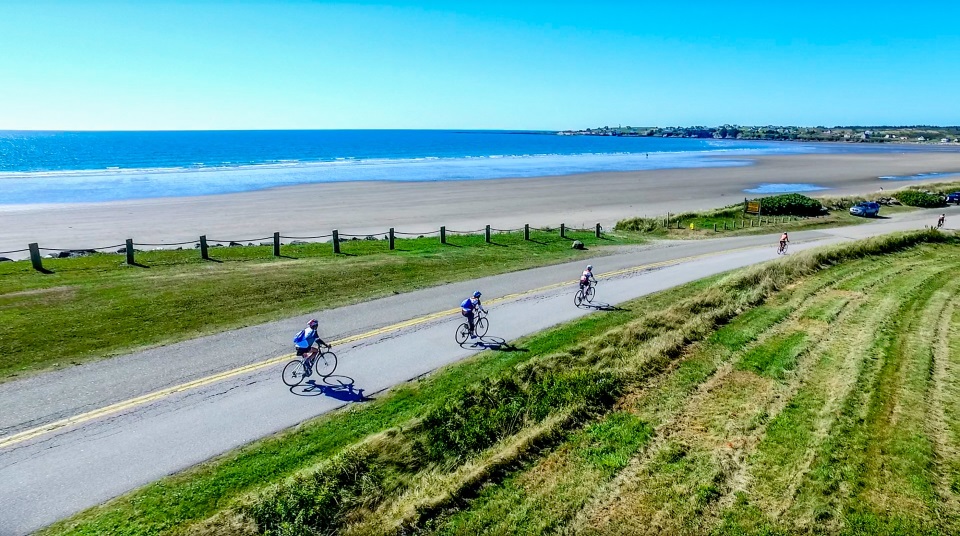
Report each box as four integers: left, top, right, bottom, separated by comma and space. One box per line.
290, 374, 372, 402
577, 300, 627, 312
460, 335, 528, 352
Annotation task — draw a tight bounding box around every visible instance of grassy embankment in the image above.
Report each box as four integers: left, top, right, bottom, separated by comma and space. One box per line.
42, 229, 960, 535
0, 229, 633, 381
616, 179, 960, 238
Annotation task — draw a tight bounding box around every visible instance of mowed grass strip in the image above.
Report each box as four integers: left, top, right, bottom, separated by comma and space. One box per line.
0, 230, 637, 380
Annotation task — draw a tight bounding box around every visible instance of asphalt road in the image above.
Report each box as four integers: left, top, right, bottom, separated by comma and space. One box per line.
0, 207, 956, 535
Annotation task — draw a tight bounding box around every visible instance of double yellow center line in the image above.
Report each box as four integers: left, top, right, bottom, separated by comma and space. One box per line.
0, 244, 761, 449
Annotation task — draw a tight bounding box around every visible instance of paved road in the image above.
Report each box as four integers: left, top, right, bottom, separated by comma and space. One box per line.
0, 207, 956, 535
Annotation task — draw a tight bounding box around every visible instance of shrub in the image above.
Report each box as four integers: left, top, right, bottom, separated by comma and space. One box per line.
893, 190, 944, 208
751, 193, 825, 216
246, 447, 383, 536
419, 364, 621, 460
614, 217, 661, 232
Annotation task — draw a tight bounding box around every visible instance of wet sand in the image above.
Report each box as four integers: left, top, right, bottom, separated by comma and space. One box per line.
4, 151, 960, 258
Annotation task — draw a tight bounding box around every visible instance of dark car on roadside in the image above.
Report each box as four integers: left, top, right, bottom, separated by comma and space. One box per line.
946, 192, 960, 204
849, 201, 880, 217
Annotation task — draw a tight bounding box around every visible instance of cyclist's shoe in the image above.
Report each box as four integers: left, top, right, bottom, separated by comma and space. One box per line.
470, 334, 478, 339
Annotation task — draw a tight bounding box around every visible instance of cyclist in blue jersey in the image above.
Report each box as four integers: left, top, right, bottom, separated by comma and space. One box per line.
293, 319, 330, 374
461, 291, 487, 338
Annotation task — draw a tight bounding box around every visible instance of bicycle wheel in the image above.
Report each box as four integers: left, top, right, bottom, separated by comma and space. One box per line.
574, 289, 584, 307
585, 286, 595, 303
282, 359, 307, 387
781, 243, 788, 255
313, 350, 338, 377
455, 322, 471, 345
475, 317, 489, 337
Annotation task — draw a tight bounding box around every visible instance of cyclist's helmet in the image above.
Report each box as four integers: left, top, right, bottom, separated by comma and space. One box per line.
308, 319, 318, 328
586, 265, 593, 270
473, 291, 482, 298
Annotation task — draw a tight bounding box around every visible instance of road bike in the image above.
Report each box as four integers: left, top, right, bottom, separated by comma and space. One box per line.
574, 282, 596, 307
777, 241, 789, 255
282, 345, 337, 386
455, 308, 489, 344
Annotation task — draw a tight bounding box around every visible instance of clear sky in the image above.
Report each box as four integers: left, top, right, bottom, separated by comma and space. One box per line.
1, 1, 958, 130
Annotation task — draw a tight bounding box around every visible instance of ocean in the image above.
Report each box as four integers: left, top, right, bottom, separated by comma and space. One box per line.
0, 130, 943, 205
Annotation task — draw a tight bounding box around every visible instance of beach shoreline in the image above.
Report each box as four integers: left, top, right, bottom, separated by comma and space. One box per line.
4, 151, 960, 259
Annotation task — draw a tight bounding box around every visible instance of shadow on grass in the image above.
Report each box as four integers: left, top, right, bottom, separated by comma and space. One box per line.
126, 262, 151, 269
203, 258, 224, 263
291, 375, 372, 402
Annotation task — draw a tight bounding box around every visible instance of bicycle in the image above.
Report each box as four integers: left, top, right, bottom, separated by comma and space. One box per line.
282, 345, 338, 386
574, 282, 596, 307
455, 308, 489, 345
777, 241, 789, 255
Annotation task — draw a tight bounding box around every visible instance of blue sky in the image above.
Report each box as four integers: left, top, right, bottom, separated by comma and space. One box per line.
1, 1, 958, 130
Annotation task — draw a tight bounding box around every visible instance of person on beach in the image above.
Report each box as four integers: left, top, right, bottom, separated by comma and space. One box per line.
580, 265, 597, 291
461, 291, 487, 338
293, 319, 330, 373
938, 214, 945, 229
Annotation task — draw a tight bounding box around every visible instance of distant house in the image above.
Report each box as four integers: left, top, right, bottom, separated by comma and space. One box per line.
859, 132, 870, 140
941, 138, 950, 143
918, 136, 926, 141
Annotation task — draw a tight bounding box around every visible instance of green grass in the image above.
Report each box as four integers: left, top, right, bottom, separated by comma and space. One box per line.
0, 229, 640, 381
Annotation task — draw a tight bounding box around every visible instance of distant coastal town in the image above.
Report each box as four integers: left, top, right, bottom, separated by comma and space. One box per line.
558, 125, 960, 143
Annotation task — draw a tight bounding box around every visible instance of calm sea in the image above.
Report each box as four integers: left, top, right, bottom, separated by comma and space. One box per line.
0, 130, 937, 205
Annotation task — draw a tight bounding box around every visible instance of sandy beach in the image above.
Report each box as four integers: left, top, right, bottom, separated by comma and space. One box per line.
4, 151, 960, 258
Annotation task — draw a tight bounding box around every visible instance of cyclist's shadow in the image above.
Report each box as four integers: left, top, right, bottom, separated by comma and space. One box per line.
290, 374, 372, 402
461, 335, 527, 352
577, 300, 626, 312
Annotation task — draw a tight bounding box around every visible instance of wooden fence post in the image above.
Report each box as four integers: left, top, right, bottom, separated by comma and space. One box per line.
596, 223, 601, 237
125, 239, 135, 265
332, 230, 340, 254
273, 232, 280, 257
713, 223, 717, 232
485, 225, 491, 243
389, 228, 395, 250
524, 224, 530, 241
200, 235, 209, 260
28, 243, 43, 272
560, 223, 565, 238
440, 226, 447, 244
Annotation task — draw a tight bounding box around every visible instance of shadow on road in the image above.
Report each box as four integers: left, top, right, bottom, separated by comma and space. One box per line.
460, 335, 528, 352
290, 375, 372, 402
577, 300, 628, 312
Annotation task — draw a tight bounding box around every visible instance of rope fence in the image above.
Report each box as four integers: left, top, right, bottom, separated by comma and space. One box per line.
10, 220, 606, 272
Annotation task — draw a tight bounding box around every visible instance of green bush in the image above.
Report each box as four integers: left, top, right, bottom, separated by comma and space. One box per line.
419, 364, 622, 460
614, 217, 661, 232
246, 447, 383, 536
893, 190, 944, 208
751, 194, 825, 216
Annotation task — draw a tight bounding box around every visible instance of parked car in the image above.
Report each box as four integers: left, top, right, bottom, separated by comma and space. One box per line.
849, 201, 881, 217
945, 192, 960, 204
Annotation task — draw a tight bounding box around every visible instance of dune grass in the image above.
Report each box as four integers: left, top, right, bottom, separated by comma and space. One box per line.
38, 229, 960, 536
0, 229, 638, 381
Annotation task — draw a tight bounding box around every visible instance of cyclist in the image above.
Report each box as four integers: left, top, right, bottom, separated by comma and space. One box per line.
779, 232, 789, 254
580, 265, 597, 291
293, 319, 330, 374
938, 214, 946, 229
461, 291, 487, 338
